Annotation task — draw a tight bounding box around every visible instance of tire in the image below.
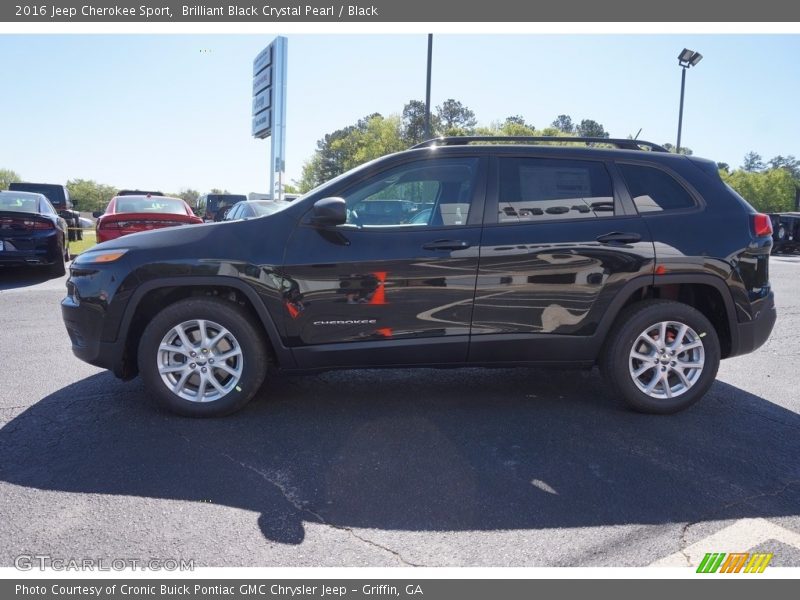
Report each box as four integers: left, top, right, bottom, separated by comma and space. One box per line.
49, 240, 67, 277
137, 297, 269, 417
600, 299, 720, 414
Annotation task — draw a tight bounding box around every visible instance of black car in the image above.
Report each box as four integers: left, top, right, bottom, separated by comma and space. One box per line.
768, 212, 800, 254
1, 190, 70, 276
196, 193, 248, 222
8, 182, 82, 242
62, 136, 776, 417
223, 200, 289, 221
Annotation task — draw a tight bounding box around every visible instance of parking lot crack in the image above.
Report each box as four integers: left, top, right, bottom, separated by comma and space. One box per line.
215, 449, 424, 567
677, 479, 800, 562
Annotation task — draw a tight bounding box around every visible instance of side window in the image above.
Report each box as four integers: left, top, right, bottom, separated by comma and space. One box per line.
497, 158, 615, 222
618, 163, 696, 213
340, 157, 481, 228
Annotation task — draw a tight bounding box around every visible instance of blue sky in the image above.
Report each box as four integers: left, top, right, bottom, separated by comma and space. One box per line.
0, 34, 798, 194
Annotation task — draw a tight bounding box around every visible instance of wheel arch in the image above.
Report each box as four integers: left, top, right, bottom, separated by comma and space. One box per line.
598, 273, 738, 359
118, 276, 294, 378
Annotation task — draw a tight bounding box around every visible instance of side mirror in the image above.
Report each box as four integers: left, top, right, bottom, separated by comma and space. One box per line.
311, 197, 347, 226
92, 211, 103, 219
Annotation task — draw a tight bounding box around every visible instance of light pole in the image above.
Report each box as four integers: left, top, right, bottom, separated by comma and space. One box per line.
676, 48, 703, 153
424, 34, 433, 140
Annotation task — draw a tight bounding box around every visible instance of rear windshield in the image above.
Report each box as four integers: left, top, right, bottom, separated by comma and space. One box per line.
115, 197, 187, 215
208, 195, 247, 211
0, 194, 41, 213
8, 183, 66, 206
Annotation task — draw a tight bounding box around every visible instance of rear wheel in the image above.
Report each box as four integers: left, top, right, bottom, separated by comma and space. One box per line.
138, 297, 268, 417
600, 300, 720, 414
49, 239, 67, 277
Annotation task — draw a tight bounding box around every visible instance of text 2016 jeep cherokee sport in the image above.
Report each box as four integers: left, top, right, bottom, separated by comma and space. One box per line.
61, 137, 777, 417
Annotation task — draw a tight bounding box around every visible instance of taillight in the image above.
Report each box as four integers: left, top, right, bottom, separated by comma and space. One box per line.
0, 217, 52, 230
753, 213, 773, 237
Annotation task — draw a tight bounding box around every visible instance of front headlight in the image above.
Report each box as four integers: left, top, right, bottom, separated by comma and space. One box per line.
74, 249, 128, 265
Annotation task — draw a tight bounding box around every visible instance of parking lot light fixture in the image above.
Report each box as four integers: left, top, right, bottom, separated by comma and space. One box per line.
676, 48, 703, 153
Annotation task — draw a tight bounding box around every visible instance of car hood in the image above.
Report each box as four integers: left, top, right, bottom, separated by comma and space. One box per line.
82, 208, 299, 266
90, 220, 226, 252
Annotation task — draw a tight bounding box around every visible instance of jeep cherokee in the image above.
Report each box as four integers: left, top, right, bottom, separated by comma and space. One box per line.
61, 136, 777, 417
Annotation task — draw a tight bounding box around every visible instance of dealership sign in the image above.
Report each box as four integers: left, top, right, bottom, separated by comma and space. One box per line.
251, 36, 288, 199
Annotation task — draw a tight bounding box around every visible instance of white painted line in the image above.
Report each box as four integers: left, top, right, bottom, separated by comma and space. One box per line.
651, 518, 800, 567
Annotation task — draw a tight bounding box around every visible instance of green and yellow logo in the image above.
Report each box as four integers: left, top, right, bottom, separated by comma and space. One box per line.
696, 552, 773, 573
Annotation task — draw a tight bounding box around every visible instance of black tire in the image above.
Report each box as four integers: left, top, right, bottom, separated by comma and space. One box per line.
600, 299, 720, 414
137, 297, 269, 417
49, 240, 67, 277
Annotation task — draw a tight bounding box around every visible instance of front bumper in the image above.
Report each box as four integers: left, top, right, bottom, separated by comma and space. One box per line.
61, 295, 129, 377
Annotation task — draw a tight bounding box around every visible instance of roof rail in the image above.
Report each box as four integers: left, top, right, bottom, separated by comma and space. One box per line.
411, 136, 669, 152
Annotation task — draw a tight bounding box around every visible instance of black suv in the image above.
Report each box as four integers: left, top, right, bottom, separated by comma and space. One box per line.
769, 212, 800, 254
61, 137, 776, 417
8, 182, 83, 242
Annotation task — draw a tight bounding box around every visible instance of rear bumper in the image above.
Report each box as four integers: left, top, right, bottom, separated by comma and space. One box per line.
729, 291, 776, 357
0, 232, 61, 266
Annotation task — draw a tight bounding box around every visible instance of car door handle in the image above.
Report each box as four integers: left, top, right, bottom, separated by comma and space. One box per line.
422, 239, 471, 251
596, 232, 642, 245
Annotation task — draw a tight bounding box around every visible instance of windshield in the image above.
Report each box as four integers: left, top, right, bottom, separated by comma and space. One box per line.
252, 201, 288, 216
114, 197, 187, 215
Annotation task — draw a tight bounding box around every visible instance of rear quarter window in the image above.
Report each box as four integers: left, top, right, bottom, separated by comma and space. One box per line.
618, 163, 696, 213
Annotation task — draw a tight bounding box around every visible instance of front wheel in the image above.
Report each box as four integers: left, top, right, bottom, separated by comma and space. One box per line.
138, 297, 269, 417
600, 300, 720, 414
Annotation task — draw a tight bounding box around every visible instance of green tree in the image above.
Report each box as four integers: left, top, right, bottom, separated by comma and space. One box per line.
716, 162, 730, 173
401, 99, 438, 145
66, 179, 118, 212
661, 143, 693, 156
768, 155, 800, 179
551, 114, 574, 134
299, 114, 405, 192
0, 168, 21, 190
436, 99, 477, 135
576, 119, 609, 138
175, 188, 199, 206
742, 152, 765, 172
504, 115, 535, 130
721, 168, 797, 213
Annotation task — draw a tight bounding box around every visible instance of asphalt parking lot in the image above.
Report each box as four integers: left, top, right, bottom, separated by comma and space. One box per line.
1, 256, 799, 568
